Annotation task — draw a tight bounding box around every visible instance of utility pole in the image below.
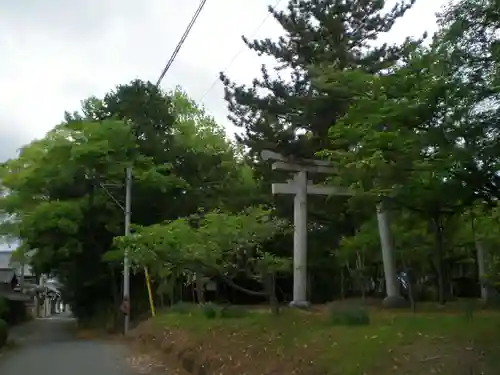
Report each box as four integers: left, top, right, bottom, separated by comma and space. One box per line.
123, 166, 132, 335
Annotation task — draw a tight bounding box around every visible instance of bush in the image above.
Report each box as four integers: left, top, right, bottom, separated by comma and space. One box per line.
169, 302, 195, 314
460, 299, 478, 321
0, 318, 8, 348
200, 303, 217, 319
0, 297, 8, 318
219, 305, 247, 319
328, 305, 370, 326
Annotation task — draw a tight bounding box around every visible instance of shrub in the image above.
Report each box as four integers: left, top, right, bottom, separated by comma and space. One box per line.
327, 305, 370, 326
200, 303, 217, 319
0, 318, 8, 348
0, 297, 8, 318
460, 299, 477, 321
219, 305, 247, 319
169, 302, 195, 314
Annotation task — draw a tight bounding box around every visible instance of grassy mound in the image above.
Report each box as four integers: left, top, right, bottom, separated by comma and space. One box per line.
132, 301, 500, 375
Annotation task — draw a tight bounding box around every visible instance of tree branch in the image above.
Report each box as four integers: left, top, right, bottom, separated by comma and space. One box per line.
181, 260, 268, 297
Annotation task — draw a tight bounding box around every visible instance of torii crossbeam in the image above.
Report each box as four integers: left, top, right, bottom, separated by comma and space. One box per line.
262, 150, 353, 308
261, 150, 402, 308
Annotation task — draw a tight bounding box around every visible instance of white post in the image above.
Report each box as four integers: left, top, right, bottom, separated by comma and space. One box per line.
263, 150, 352, 309
376, 201, 403, 307
291, 171, 309, 308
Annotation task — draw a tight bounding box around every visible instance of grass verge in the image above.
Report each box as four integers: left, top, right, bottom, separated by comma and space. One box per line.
132, 301, 500, 375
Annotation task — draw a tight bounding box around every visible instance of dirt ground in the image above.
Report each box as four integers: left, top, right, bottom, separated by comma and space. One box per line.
126, 300, 500, 375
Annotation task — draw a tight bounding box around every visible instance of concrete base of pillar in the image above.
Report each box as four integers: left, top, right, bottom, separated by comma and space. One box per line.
382, 295, 407, 309
289, 300, 311, 309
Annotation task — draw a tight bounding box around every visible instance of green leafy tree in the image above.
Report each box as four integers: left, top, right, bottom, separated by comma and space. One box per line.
223, 0, 417, 159
0, 81, 258, 325
111, 207, 291, 314
219, 0, 421, 302
314, 0, 500, 303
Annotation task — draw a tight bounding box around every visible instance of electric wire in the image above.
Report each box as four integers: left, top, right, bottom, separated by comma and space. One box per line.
198, 0, 283, 102
155, 0, 208, 87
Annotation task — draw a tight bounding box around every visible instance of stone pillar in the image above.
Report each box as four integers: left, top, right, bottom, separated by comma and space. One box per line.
290, 171, 309, 308
376, 201, 405, 308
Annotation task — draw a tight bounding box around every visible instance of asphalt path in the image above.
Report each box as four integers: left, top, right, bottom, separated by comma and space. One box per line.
0, 313, 140, 375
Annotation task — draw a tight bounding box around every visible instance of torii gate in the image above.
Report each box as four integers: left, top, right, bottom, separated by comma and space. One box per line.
261, 150, 401, 308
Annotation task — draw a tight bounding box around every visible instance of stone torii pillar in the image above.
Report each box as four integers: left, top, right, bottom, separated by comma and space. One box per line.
262, 150, 353, 308
376, 200, 404, 307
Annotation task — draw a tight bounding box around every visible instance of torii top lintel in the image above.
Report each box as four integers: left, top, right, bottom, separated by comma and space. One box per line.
260, 150, 334, 174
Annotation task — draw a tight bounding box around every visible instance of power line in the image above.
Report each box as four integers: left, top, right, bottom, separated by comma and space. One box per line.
198, 0, 283, 102
156, 0, 208, 87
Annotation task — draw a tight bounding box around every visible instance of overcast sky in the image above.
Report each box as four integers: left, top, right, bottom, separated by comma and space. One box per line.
0, 0, 447, 164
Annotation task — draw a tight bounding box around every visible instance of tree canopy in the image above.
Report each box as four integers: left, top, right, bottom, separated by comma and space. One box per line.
0, 82, 261, 321
2, 0, 500, 326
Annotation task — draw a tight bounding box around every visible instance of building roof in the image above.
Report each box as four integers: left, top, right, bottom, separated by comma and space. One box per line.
0, 250, 34, 277
0, 290, 30, 302
0, 251, 11, 269
0, 268, 16, 284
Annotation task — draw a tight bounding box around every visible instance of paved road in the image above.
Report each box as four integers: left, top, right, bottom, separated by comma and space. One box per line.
0, 314, 138, 375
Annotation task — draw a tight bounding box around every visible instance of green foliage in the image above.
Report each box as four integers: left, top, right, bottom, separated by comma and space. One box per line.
169, 302, 196, 315
218, 0, 422, 304
168, 302, 248, 320
219, 305, 247, 319
327, 305, 371, 327
200, 303, 218, 319
223, 0, 417, 159
311, 0, 500, 302
0, 80, 257, 322
0, 298, 7, 317
0, 318, 8, 348
111, 206, 291, 299
461, 299, 476, 321
7, 0, 500, 329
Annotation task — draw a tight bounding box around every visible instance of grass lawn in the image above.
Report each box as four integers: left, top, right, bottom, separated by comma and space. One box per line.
132, 300, 500, 375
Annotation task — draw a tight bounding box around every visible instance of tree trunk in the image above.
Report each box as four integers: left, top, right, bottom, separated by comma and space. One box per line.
475, 239, 489, 300
432, 217, 446, 305
265, 273, 279, 315
195, 274, 205, 304
407, 278, 416, 313
448, 274, 454, 298
403, 260, 416, 313
159, 292, 165, 309
356, 252, 366, 300
168, 278, 175, 306
470, 215, 489, 300
109, 265, 120, 330
340, 267, 345, 299
110, 266, 119, 307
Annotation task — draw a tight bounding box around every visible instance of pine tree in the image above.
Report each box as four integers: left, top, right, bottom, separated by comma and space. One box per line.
222, 0, 417, 159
